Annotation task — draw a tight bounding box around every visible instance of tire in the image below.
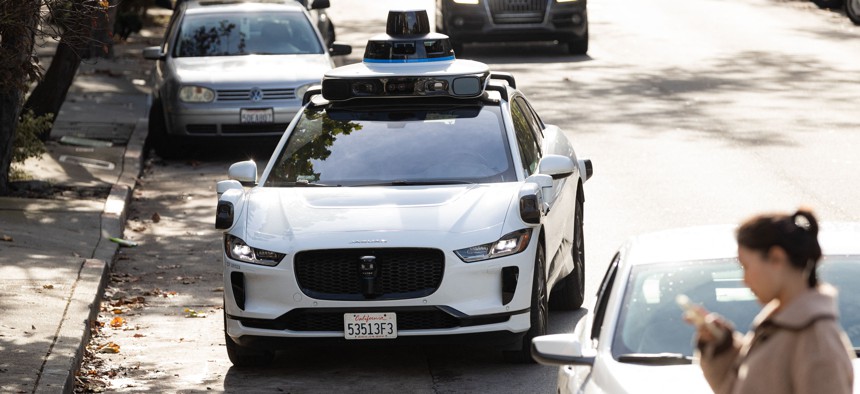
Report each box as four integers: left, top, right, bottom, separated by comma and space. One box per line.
847, 0, 860, 24
224, 315, 275, 367
812, 0, 843, 8
567, 28, 589, 55
503, 244, 548, 363
550, 190, 585, 311
147, 98, 183, 159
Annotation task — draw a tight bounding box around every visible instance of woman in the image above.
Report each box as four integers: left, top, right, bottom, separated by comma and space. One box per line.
690, 209, 855, 394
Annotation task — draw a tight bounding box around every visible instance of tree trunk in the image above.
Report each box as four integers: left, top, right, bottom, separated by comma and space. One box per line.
23, 39, 83, 140
0, 91, 23, 195
22, 0, 114, 142
0, 0, 40, 195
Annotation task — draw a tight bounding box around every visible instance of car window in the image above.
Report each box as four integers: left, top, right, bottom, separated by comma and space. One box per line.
818, 256, 860, 349
591, 253, 620, 340
514, 97, 543, 143
174, 11, 322, 57
264, 104, 517, 186
611, 259, 758, 358
510, 99, 541, 176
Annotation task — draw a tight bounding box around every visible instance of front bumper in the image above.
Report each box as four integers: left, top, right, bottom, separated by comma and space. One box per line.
440, 0, 587, 43
222, 236, 539, 344
163, 100, 301, 138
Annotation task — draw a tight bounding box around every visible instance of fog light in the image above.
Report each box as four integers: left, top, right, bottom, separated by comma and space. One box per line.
454, 17, 465, 27
572, 14, 583, 24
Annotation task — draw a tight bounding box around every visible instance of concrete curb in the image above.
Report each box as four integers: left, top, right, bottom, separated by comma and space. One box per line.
34, 117, 147, 394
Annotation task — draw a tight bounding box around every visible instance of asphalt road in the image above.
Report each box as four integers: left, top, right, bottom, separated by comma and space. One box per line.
80, 0, 860, 392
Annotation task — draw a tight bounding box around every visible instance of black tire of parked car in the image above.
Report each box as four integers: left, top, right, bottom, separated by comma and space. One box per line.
224, 314, 276, 367
812, 0, 844, 8
503, 243, 548, 363
567, 27, 589, 55
847, 0, 860, 24
550, 189, 586, 311
147, 98, 183, 159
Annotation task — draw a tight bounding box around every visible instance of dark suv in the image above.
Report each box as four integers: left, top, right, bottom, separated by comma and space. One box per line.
436, 0, 588, 55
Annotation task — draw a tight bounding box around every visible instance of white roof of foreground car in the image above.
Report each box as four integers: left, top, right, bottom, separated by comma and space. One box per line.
623, 222, 860, 266
187, 0, 305, 14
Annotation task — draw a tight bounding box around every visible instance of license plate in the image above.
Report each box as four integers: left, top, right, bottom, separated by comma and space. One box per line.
240, 108, 273, 124
344, 313, 397, 340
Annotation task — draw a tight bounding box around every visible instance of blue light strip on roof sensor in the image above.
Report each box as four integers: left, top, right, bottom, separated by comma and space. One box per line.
364, 56, 456, 64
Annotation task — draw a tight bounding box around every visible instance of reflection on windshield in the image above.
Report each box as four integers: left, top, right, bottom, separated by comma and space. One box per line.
612, 257, 860, 360
264, 105, 516, 187
175, 12, 322, 57
612, 259, 757, 359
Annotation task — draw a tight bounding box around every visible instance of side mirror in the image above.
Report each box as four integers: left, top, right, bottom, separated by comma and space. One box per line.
538, 154, 576, 180
531, 334, 596, 366
142, 46, 165, 60
329, 43, 352, 56
228, 160, 258, 186
579, 158, 593, 181
310, 0, 330, 9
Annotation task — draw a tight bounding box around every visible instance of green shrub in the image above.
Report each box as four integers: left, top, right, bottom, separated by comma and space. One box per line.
14, 110, 51, 163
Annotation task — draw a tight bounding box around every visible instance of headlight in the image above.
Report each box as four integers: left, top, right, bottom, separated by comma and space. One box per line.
295, 83, 315, 101
179, 86, 215, 103
455, 229, 532, 263
453, 0, 479, 4
225, 235, 285, 266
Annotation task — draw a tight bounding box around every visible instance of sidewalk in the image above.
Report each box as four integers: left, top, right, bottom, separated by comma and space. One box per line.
0, 17, 164, 393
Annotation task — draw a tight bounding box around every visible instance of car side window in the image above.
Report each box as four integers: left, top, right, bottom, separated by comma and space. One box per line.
591, 253, 620, 340
511, 98, 541, 176
515, 97, 544, 144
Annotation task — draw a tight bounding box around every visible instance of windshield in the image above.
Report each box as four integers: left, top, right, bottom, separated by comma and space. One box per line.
612, 257, 860, 360
264, 104, 517, 186
174, 11, 322, 57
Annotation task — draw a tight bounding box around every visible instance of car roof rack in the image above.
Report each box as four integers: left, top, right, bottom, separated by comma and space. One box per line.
489, 72, 516, 89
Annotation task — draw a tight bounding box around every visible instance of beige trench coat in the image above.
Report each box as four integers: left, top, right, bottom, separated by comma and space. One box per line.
697, 284, 855, 394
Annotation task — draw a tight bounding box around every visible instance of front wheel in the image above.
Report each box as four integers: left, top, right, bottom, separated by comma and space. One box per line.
503, 244, 547, 363
847, 0, 860, 24
147, 98, 183, 159
224, 315, 275, 367
567, 27, 589, 55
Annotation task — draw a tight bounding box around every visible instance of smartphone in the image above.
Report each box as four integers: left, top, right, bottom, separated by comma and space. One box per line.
676, 294, 724, 340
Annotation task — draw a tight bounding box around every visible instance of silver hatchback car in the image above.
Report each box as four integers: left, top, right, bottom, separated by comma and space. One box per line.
143, 0, 351, 158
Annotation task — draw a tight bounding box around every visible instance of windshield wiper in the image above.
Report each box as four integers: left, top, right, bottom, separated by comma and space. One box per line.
280, 181, 334, 187
356, 180, 474, 186
616, 353, 693, 365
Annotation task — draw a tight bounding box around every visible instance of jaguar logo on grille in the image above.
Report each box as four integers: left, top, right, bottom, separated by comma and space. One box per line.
249, 87, 263, 102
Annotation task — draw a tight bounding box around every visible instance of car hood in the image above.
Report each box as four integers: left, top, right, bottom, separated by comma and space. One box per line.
240, 184, 518, 242
171, 55, 332, 85
590, 361, 711, 393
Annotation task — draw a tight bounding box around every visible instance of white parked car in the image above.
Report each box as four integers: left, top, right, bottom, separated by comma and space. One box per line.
531, 224, 860, 393
215, 10, 593, 366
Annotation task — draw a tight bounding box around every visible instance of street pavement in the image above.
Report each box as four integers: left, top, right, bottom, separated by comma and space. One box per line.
0, 15, 163, 393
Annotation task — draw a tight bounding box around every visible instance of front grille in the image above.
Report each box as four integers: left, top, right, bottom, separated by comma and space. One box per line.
241, 309, 461, 331
216, 88, 296, 101
221, 123, 289, 134
185, 124, 217, 134
488, 0, 547, 24
294, 248, 445, 300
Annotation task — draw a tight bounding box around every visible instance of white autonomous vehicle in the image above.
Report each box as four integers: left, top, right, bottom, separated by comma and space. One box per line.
215, 9, 593, 366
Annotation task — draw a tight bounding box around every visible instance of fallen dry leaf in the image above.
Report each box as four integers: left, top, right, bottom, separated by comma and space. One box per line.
133, 333, 145, 338
111, 308, 124, 315
1, 235, 12, 242
109, 317, 125, 328
183, 308, 207, 318
151, 212, 161, 223
42, 284, 54, 289
97, 342, 120, 354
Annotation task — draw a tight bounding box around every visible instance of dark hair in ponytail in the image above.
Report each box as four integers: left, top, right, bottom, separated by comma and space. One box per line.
736, 208, 822, 287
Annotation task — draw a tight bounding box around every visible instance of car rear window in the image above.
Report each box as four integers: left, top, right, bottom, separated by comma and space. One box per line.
174, 11, 322, 57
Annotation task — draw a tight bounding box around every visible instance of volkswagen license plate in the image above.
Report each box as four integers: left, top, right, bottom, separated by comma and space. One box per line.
344, 313, 397, 340
240, 108, 273, 124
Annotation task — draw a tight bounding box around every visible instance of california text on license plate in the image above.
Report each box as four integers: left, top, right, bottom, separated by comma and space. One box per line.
343, 313, 397, 340
240, 108, 274, 124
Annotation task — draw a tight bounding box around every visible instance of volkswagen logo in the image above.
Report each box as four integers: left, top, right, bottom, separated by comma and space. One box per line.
249, 87, 263, 102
